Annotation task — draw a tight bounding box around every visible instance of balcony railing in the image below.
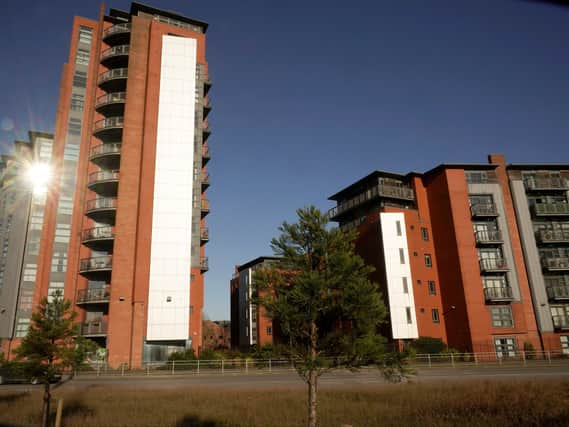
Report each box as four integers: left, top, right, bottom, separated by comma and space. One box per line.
76, 287, 111, 305
534, 202, 569, 217
479, 258, 508, 272
202, 173, 210, 188
200, 257, 209, 271
470, 203, 498, 217
475, 230, 503, 244
100, 44, 130, 60
202, 144, 211, 164
542, 257, 569, 271
95, 92, 126, 110
552, 315, 569, 330
201, 199, 210, 213
93, 117, 124, 133
98, 68, 128, 86
79, 256, 113, 273
82, 226, 114, 242
329, 184, 415, 219
484, 286, 514, 302
88, 170, 120, 185
85, 197, 117, 212
525, 177, 569, 191
81, 321, 108, 337
103, 23, 131, 39
200, 227, 209, 242
546, 284, 569, 301
537, 229, 569, 243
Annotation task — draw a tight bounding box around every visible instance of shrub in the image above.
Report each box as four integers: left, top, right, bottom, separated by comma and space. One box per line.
410, 337, 446, 354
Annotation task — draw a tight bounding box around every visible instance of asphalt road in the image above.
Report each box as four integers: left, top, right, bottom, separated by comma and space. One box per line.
2, 364, 568, 392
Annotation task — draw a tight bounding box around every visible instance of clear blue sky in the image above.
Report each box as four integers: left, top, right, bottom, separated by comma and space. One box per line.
1, 0, 568, 320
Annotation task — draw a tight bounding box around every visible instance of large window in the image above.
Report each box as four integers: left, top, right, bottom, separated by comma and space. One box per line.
78, 26, 93, 45
71, 93, 84, 111
494, 337, 516, 358
561, 336, 569, 355
491, 306, 513, 328
75, 48, 90, 66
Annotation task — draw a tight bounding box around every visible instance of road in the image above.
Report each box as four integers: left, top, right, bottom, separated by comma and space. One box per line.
2, 364, 568, 392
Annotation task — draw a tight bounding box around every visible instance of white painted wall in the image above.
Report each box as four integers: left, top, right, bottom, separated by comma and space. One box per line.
146, 36, 197, 341
380, 212, 419, 339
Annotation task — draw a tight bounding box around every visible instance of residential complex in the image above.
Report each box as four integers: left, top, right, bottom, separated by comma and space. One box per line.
1, 3, 211, 367
328, 155, 567, 355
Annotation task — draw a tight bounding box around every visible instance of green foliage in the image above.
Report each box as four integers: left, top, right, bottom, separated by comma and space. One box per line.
410, 336, 447, 354
168, 349, 197, 361
380, 351, 415, 383
253, 206, 390, 378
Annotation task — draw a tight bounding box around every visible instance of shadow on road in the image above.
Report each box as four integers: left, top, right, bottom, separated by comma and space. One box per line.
175, 414, 227, 427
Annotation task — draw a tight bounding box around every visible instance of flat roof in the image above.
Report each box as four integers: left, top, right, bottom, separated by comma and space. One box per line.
131, 2, 208, 32
328, 170, 408, 201
507, 164, 569, 171
237, 256, 280, 272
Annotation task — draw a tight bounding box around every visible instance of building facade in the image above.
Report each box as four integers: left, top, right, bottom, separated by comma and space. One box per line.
329, 155, 568, 356
2, 3, 211, 367
230, 257, 278, 350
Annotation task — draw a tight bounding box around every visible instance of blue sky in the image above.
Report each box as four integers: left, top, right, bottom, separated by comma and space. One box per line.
1, 0, 568, 320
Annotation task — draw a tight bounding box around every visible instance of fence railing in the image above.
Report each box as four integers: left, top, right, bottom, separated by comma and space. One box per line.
75, 350, 569, 377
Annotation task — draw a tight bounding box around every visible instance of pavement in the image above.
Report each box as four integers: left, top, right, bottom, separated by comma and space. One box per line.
1, 363, 568, 392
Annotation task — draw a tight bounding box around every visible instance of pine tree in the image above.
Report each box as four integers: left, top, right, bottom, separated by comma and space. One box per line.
254, 206, 401, 427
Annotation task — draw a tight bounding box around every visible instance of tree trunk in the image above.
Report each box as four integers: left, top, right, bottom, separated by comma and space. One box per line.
307, 369, 318, 427
41, 382, 51, 427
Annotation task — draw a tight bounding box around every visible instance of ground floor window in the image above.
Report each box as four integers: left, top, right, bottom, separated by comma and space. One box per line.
561, 336, 569, 355
494, 337, 516, 358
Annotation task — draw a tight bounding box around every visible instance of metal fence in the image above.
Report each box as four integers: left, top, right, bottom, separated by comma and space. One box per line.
75, 350, 569, 377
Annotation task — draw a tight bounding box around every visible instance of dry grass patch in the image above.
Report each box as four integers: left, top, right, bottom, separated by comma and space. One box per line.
1, 380, 568, 427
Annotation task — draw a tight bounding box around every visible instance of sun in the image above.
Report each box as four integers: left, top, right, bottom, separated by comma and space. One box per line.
27, 162, 51, 195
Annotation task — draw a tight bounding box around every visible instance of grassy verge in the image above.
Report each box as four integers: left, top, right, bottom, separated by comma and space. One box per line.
1, 379, 568, 427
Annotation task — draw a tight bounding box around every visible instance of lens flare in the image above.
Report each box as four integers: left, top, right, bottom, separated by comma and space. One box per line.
27, 162, 51, 194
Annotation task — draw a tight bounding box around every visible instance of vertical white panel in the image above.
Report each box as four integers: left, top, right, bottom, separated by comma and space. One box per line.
146, 36, 196, 341
380, 213, 419, 339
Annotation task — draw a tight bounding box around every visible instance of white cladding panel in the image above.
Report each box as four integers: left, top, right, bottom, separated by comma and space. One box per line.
146, 36, 197, 341
380, 213, 419, 339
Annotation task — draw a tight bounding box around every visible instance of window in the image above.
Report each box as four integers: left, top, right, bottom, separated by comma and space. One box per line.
491, 306, 513, 328
424, 254, 432, 268
405, 307, 412, 324
421, 227, 429, 241
396, 221, 402, 236
78, 26, 93, 44
68, 118, 82, 136
75, 48, 90, 66
266, 326, 272, 336
431, 309, 440, 323
561, 336, 569, 355
402, 277, 408, 294
245, 327, 248, 337
428, 280, 436, 295
73, 71, 87, 88
494, 337, 516, 358
399, 248, 405, 264
71, 93, 84, 111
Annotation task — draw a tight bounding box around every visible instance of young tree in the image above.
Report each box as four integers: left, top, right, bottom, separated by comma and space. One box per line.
15, 290, 93, 427
254, 206, 396, 427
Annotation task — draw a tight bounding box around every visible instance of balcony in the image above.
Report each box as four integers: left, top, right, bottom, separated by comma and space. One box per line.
552, 314, 569, 330
90, 143, 121, 170
202, 144, 211, 165
204, 77, 212, 95
542, 257, 569, 271
102, 23, 131, 45
79, 256, 112, 280
85, 197, 117, 224
201, 198, 210, 217
534, 202, 569, 217
200, 227, 209, 244
484, 286, 514, 302
76, 287, 111, 306
546, 284, 569, 301
80, 321, 108, 337
98, 68, 128, 92
200, 257, 209, 272
201, 173, 210, 190
328, 183, 415, 220
95, 92, 126, 116
82, 226, 114, 251
471, 203, 498, 217
479, 258, 509, 273
203, 122, 212, 140
87, 170, 119, 197
100, 45, 130, 68
93, 117, 124, 141
537, 229, 569, 244
203, 97, 212, 118
475, 230, 503, 245
525, 177, 569, 192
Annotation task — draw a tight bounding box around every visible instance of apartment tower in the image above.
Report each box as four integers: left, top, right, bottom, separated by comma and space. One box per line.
2, 3, 212, 367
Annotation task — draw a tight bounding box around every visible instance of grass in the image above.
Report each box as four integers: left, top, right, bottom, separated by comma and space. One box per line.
1, 379, 568, 427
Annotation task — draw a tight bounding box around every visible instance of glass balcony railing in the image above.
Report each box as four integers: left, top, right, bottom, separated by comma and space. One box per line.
484, 286, 513, 301
537, 229, 569, 243
525, 177, 569, 191
103, 23, 131, 39
542, 257, 569, 271
101, 45, 130, 60
475, 230, 503, 244
552, 315, 569, 330
81, 321, 108, 336
79, 256, 113, 273
82, 226, 114, 242
76, 287, 111, 305
98, 68, 128, 85
546, 284, 569, 301
93, 117, 124, 133
479, 258, 508, 272
200, 227, 209, 242
534, 203, 569, 217
85, 197, 117, 212
470, 203, 498, 217
200, 257, 209, 271
96, 92, 126, 108
88, 170, 120, 185
90, 143, 121, 159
